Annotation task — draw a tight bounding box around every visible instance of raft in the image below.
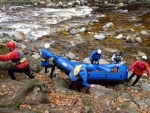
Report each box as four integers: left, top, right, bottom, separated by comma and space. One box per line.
52, 56, 128, 84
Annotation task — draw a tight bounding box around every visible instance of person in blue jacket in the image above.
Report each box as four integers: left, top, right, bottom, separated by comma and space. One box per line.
89, 49, 102, 64
40, 43, 55, 75
69, 65, 95, 90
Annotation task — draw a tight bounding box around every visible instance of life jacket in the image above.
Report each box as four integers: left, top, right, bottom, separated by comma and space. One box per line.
11, 49, 26, 65
73, 65, 82, 76
114, 54, 122, 62
40, 49, 49, 62
93, 53, 100, 61
135, 61, 146, 71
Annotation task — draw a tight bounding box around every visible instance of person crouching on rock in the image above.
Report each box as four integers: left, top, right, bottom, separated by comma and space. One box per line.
89, 49, 102, 64
69, 64, 95, 91
0, 41, 35, 80
111, 50, 123, 64
126, 55, 150, 86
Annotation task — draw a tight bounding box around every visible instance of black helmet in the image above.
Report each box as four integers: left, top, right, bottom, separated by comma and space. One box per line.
117, 51, 122, 55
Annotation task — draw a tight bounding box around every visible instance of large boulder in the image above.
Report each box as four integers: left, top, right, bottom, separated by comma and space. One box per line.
0, 43, 9, 54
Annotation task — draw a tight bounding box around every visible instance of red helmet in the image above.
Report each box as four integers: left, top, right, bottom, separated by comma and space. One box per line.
6, 41, 16, 49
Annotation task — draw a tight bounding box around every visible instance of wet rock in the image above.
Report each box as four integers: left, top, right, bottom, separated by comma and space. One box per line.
79, 27, 87, 32
70, 29, 78, 35
58, 1, 63, 7
65, 52, 76, 60
32, 52, 40, 59
0, 43, 9, 54
103, 22, 114, 30
115, 34, 123, 39
26, 55, 42, 72
135, 37, 142, 43
128, 16, 141, 22
140, 83, 150, 91
91, 18, 99, 23
94, 34, 105, 41
121, 93, 132, 99
3, 31, 25, 41
140, 30, 149, 36
0, 61, 13, 70
0, 32, 3, 38
39, 1, 46, 5
126, 36, 135, 43
13, 31, 25, 41
53, 77, 71, 94
117, 2, 124, 7
137, 51, 146, 57
19, 44, 27, 50
83, 57, 90, 63
99, 59, 110, 64
130, 101, 138, 109
89, 85, 117, 98
134, 99, 149, 109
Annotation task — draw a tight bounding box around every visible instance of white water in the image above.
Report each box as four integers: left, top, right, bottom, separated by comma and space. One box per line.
0, 5, 92, 41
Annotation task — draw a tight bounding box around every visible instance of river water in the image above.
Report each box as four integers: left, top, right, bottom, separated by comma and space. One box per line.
0, 4, 150, 65
0, 5, 92, 41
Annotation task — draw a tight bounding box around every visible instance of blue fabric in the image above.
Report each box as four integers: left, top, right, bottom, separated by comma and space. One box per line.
40, 49, 54, 67
89, 50, 102, 62
69, 65, 90, 88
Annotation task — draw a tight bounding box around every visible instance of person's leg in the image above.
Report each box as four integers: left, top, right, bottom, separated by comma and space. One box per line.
8, 66, 23, 80
77, 78, 83, 91
126, 72, 135, 83
50, 64, 56, 78
131, 75, 141, 86
24, 65, 35, 79
8, 66, 17, 80
45, 66, 48, 73
45, 64, 53, 73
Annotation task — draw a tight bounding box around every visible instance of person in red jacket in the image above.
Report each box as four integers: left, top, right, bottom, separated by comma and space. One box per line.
0, 41, 35, 80
126, 56, 150, 86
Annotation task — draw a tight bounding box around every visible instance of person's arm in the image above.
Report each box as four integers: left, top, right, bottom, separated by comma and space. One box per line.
80, 66, 91, 88
0, 52, 19, 61
121, 56, 123, 61
89, 51, 95, 62
128, 61, 137, 71
145, 63, 150, 79
111, 54, 115, 62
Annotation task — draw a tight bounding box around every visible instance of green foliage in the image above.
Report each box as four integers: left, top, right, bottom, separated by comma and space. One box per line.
9, 103, 20, 109
121, 102, 130, 108
144, 0, 150, 2
82, 99, 91, 106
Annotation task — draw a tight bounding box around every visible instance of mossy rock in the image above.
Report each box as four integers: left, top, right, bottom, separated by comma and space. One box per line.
0, 43, 9, 54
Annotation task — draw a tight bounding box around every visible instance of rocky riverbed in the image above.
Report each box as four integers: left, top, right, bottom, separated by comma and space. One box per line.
0, 2, 150, 113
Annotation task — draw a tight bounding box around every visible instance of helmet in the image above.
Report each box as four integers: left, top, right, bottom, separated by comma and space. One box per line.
142, 56, 147, 60
97, 49, 102, 54
117, 51, 122, 55
44, 43, 50, 49
6, 41, 16, 49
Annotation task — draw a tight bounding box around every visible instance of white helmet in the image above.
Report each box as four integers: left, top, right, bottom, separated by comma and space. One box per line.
44, 43, 50, 49
142, 55, 147, 60
97, 49, 102, 54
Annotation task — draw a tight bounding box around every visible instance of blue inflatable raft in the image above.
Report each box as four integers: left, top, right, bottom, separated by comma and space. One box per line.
51, 56, 128, 84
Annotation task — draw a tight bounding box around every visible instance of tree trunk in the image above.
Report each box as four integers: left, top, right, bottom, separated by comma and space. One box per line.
0, 79, 51, 112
